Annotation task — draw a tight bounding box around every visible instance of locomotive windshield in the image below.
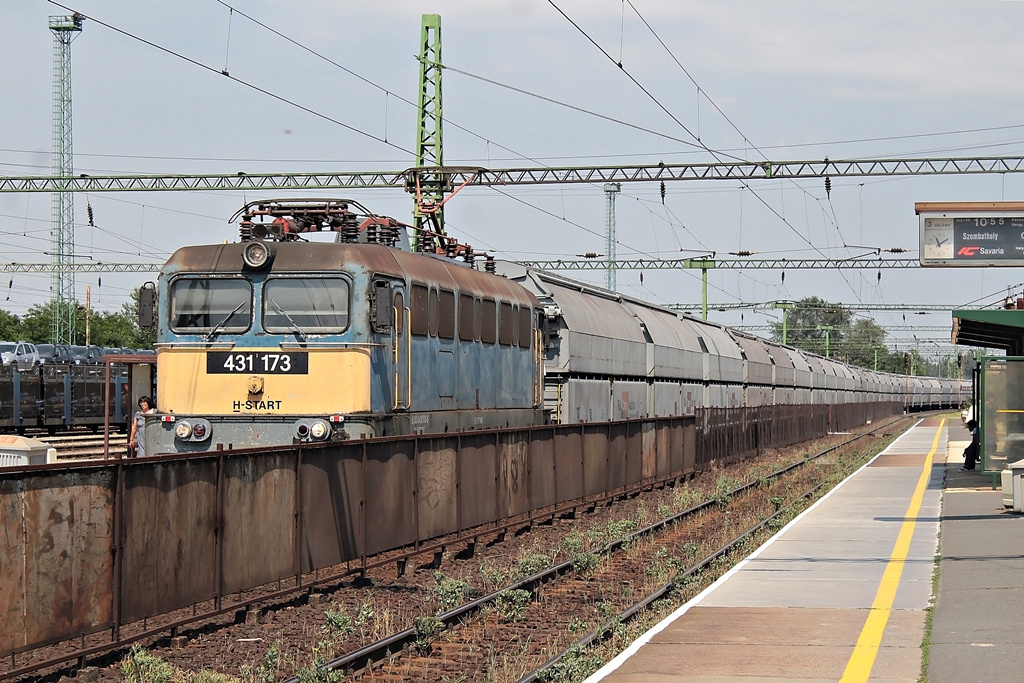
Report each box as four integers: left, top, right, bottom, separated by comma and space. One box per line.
170, 278, 252, 333
263, 277, 350, 333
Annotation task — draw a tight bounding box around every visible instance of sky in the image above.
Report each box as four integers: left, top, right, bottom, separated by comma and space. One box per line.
3, 0, 1024, 358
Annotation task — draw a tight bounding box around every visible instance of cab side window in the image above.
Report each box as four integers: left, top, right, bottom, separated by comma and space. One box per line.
481, 298, 497, 344
458, 293, 476, 341
518, 306, 532, 348
411, 284, 428, 336
428, 288, 439, 337
498, 302, 514, 346
438, 289, 455, 339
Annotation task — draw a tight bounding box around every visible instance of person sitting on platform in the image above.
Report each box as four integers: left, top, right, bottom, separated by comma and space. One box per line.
960, 419, 979, 472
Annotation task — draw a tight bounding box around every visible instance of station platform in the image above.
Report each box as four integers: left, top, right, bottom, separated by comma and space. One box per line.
584, 417, 1024, 682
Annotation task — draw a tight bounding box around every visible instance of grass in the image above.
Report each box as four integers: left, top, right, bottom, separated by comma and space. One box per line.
919, 549, 943, 682
121, 642, 283, 683
523, 423, 908, 682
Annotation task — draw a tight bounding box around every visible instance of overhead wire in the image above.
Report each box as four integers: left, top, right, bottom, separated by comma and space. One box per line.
208, 1, 722, 276
608, 0, 865, 300
438, 64, 709, 152
200, 1, 681, 269
30, 2, 1002, 318
545, 0, 707, 150
46, 0, 416, 157
6, 120, 1024, 167
12, 6, 1024, 315
212, 0, 633, 171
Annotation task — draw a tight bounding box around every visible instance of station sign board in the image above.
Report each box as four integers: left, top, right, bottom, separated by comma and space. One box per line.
917, 202, 1024, 267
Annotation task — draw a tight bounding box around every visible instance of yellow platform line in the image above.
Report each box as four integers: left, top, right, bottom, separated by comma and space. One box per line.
841, 419, 944, 683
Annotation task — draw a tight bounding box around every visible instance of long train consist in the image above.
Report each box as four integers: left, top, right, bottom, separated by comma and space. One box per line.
142, 198, 961, 455
496, 263, 964, 422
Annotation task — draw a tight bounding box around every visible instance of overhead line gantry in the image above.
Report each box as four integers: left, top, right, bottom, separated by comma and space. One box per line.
514, 257, 919, 270
4, 155, 1024, 193
733, 325, 952, 333
0, 257, 918, 274
666, 302, 988, 312
0, 263, 159, 273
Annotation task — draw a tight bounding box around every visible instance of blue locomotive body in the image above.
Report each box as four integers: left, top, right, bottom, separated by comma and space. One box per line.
147, 200, 545, 454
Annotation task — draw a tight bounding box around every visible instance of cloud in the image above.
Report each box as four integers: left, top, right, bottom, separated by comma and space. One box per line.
641, 1, 1024, 100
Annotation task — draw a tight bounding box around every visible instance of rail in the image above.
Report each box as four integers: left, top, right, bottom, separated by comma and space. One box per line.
284, 415, 903, 682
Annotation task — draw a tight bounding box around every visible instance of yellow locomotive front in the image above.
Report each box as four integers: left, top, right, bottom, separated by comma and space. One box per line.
147, 238, 386, 454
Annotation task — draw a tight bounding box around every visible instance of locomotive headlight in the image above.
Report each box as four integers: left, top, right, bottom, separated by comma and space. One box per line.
242, 240, 274, 269
175, 421, 193, 439
309, 420, 329, 440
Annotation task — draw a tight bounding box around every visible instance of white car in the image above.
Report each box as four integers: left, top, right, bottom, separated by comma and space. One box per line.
0, 341, 41, 372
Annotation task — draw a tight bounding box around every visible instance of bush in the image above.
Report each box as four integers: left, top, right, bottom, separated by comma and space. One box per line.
561, 530, 584, 556
238, 642, 279, 683
571, 552, 600, 577
181, 672, 238, 683
495, 589, 532, 622
434, 571, 470, 613
322, 608, 354, 639
512, 553, 552, 581
413, 616, 445, 654
294, 641, 344, 683
121, 644, 174, 683
541, 645, 605, 682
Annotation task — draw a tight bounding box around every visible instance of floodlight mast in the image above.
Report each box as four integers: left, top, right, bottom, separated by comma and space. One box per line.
49, 13, 83, 344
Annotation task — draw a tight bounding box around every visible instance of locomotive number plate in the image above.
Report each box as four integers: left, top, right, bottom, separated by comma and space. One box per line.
207, 351, 309, 374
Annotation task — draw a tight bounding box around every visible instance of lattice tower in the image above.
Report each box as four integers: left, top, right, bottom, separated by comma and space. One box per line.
604, 183, 621, 291
49, 14, 83, 344
413, 14, 444, 251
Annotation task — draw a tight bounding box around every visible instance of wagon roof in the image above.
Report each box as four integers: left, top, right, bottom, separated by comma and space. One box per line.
163, 242, 539, 306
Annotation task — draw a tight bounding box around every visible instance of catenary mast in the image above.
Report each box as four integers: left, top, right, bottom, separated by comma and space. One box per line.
413, 14, 444, 251
604, 182, 621, 291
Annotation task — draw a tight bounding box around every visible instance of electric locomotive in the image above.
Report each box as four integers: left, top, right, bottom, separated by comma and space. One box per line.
145, 199, 545, 455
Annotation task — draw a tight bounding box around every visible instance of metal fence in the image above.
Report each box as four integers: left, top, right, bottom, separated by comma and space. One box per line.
0, 402, 900, 660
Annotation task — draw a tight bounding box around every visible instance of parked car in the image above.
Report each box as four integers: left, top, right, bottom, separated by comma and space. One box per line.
70, 345, 104, 365
36, 343, 74, 365
101, 347, 137, 357
0, 341, 41, 371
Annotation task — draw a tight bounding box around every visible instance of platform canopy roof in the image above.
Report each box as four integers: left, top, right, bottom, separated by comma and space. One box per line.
952, 310, 1024, 355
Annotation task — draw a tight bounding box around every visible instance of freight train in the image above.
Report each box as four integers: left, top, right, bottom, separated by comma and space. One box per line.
141, 198, 963, 455
495, 264, 964, 421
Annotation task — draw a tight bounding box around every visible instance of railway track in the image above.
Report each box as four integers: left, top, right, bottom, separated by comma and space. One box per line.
3, 414, 917, 683
39, 432, 129, 460
298, 417, 904, 683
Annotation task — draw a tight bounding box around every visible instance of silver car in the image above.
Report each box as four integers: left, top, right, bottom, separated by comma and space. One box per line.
0, 341, 41, 371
